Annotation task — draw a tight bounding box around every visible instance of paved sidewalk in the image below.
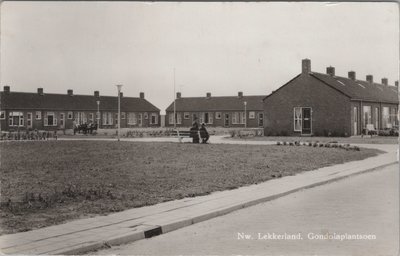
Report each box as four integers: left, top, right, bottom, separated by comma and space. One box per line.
0, 141, 397, 255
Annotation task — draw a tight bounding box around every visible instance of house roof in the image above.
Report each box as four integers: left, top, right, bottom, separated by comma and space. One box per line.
310, 72, 399, 103
264, 72, 399, 104
166, 95, 265, 112
0, 92, 160, 112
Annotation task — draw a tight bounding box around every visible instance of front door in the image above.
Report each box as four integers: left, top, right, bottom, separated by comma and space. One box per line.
302, 108, 312, 135
258, 113, 264, 127
224, 113, 230, 127
60, 113, 65, 129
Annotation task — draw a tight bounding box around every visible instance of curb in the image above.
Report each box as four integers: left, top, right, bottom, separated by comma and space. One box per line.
52, 161, 397, 255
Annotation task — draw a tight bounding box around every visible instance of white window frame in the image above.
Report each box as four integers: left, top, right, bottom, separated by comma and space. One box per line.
169, 113, 174, 124
294, 107, 302, 131
184, 112, 190, 119
215, 112, 222, 119
102, 112, 113, 125
232, 112, 239, 124
68, 111, 73, 119
138, 113, 143, 126
382, 107, 390, 128
176, 113, 182, 124
121, 112, 126, 119
59, 113, 65, 127
374, 107, 379, 130
9, 112, 24, 127
144, 112, 148, 119
363, 106, 372, 128
0, 111, 5, 120
240, 112, 245, 124
36, 111, 42, 120
249, 111, 256, 119
128, 112, 137, 125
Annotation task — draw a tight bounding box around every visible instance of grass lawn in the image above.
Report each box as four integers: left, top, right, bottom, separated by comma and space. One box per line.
0, 141, 382, 235
232, 136, 399, 144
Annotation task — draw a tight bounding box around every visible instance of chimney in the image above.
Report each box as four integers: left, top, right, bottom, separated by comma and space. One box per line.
326, 66, 335, 76
238, 91, 243, 98
140, 92, 144, 99
94, 91, 99, 97
176, 92, 181, 99
3, 86, 10, 94
302, 59, 311, 74
395, 81, 399, 87
67, 89, 73, 96
366, 75, 373, 83
119, 92, 123, 98
206, 92, 211, 98
37, 88, 44, 95
381, 78, 388, 86
348, 71, 356, 80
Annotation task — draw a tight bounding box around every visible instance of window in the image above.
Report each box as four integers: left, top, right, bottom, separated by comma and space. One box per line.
390, 107, 398, 127
0, 111, 5, 120
89, 113, 94, 123
68, 112, 73, 119
150, 113, 158, 124
44, 112, 57, 126
121, 112, 126, 119
27, 112, 32, 128
240, 112, 246, 124
128, 113, 137, 125
102, 112, 113, 125
138, 113, 143, 126
215, 112, 222, 119
144, 112, 148, 119
382, 107, 390, 128
249, 111, 256, 119
374, 108, 379, 130
115, 113, 119, 124
232, 112, 239, 124
294, 107, 302, 131
36, 111, 42, 120
9, 112, 24, 127
203, 112, 213, 124
176, 113, 182, 124
169, 113, 174, 124
184, 112, 190, 119
363, 106, 372, 128
75, 112, 87, 124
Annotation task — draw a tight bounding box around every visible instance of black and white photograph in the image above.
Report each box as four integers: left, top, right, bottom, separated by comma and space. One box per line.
0, 1, 398, 255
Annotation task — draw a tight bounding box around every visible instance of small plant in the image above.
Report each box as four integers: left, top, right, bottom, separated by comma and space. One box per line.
276, 141, 281, 145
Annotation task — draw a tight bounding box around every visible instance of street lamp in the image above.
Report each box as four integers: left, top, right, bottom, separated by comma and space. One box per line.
116, 84, 123, 141
244, 101, 247, 128
96, 100, 100, 128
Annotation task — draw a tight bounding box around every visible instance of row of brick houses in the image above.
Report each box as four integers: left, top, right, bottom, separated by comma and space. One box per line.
263, 59, 399, 136
0, 86, 160, 131
165, 92, 265, 128
1, 59, 398, 136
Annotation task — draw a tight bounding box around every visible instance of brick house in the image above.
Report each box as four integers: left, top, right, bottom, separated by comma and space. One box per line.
165, 92, 265, 128
0, 86, 160, 131
263, 59, 399, 137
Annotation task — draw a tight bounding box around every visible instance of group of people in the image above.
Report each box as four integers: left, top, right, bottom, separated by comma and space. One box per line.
190, 122, 210, 144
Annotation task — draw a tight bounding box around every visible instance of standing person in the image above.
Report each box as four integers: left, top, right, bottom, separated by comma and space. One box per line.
190, 122, 200, 143
200, 123, 210, 144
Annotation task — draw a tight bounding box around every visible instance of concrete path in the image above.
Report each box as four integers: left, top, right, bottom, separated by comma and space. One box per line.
97, 164, 399, 255
0, 140, 397, 255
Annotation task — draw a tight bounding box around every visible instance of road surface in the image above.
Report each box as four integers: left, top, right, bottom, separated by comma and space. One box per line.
95, 164, 399, 255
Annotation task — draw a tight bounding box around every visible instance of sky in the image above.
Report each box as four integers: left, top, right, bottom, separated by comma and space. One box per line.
1, 2, 398, 114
